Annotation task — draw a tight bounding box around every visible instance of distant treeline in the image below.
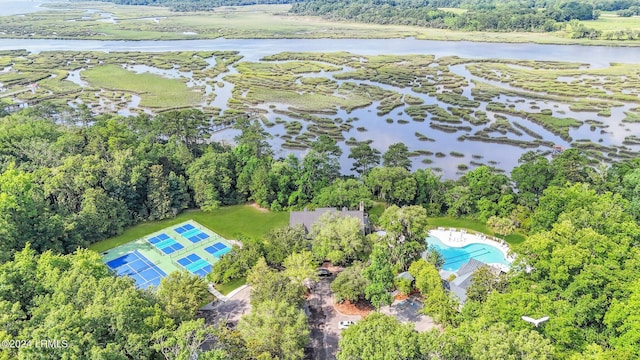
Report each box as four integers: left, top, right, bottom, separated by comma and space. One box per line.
290, 0, 609, 32
83, 0, 303, 11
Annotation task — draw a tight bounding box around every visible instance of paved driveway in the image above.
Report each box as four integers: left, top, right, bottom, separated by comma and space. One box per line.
308, 276, 361, 360
380, 297, 439, 332
212, 285, 252, 326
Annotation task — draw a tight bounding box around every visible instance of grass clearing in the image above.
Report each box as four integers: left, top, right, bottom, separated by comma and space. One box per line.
586, 13, 640, 32
89, 205, 289, 252
216, 277, 247, 295
81, 64, 202, 109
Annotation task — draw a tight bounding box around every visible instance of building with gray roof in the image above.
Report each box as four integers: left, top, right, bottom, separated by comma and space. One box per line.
289, 204, 370, 233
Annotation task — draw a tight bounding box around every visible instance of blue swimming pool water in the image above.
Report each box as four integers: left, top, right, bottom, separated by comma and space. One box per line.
426, 235, 511, 272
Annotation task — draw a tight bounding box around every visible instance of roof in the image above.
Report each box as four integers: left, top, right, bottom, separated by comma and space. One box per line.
289, 208, 369, 232
396, 271, 414, 281
449, 272, 474, 304
448, 259, 503, 304
456, 258, 486, 277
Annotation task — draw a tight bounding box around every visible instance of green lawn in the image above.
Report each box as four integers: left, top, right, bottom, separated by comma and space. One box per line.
89, 205, 289, 252
586, 13, 640, 32
216, 277, 247, 295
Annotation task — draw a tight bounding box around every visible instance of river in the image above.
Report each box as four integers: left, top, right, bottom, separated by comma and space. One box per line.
2, 3, 640, 177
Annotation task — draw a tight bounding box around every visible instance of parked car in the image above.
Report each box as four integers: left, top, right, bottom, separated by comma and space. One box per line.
317, 268, 332, 277
338, 320, 356, 330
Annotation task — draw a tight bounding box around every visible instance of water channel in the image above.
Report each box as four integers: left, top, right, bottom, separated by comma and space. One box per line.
2, 3, 640, 177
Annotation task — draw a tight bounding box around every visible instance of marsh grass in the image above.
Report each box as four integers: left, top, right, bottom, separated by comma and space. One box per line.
82, 64, 202, 109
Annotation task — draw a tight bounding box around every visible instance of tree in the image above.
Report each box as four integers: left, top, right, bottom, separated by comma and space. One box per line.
409, 259, 459, 326
377, 205, 429, 271
604, 280, 640, 357
186, 149, 237, 211
395, 276, 413, 296
560, 1, 595, 20
263, 225, 310, 267
486, 216, 516, 236
550, 149, 589, 185
154, 109, 211, 152
382, 142, 411, 170
461, 166, 512, 214
365, 167, 417, 205
310, 211, 367, 265
413, 168, 445, 215
246, 257, 304, 306
313, 178, 373, 209
349, 142, 381, 175
620, 168, 640, 220
237, 300, 310, 360
233, 116, 272, 158
153, 319, 219, 360
0, 248, 174, 359
423, 246, 444, 270
269, 155, 301, 210
157, 271, 212, 323
167, 171, 191, 213
208, 242, 263, 285
470, 323, 554, 360
337, 313, 421, 360
311, 134, 342, 157
512, 152, 553, 206
331, 262, 370, 303
146, 164, 173, 220
294, 148, 340, 204
363, 244, 394, 309
529, 183, 601, 233
282, 251, 318, 288
465, 265, 506, 303
444, 184, 473, 217
74, 187, 129, 246
248, 161, 276, 208
0, 166, 65, 262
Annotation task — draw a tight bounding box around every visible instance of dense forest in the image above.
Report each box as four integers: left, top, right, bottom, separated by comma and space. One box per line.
83, 0, 640, 39
290, 0, 607, 32
2, 104, 640, 358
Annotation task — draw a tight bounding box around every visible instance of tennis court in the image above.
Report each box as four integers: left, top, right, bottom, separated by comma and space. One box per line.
204, 242, 232, 258
147, 233, 184, 255
176, 253, 212, 277
103, 220, 234, 286
174, 224, 210, 244
106, 250, 166, 289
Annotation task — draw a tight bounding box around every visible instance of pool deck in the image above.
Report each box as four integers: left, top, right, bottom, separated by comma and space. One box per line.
428, 228, 515, 270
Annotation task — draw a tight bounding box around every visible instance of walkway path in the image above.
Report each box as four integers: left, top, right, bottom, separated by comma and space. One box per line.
207, 283, 228, 302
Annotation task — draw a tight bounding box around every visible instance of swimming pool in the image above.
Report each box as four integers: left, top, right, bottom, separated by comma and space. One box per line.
426, 235, 511, 272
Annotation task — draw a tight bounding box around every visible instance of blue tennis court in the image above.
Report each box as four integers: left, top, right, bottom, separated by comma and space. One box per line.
174, 224, 210, 244
176, 253, 212, 277
147, 233, 184, 255
204, 242, 232, 258
106, 251, 166, 289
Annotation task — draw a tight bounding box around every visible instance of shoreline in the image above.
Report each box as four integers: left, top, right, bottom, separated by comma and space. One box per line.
0, 34, 638, 48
